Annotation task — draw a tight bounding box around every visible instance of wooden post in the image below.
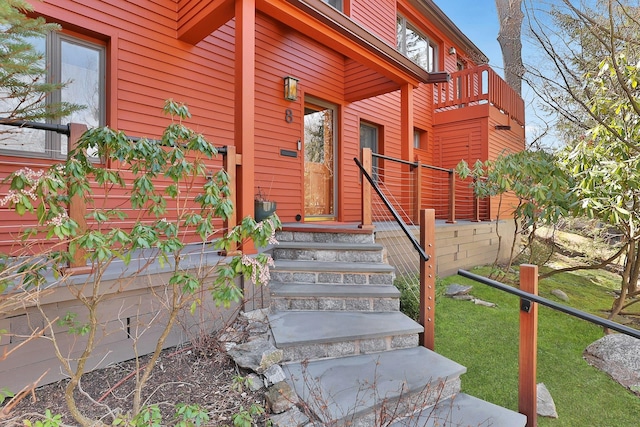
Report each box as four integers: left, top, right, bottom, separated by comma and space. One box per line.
359, 147, 374, 230
66, 123, 92, 274
222, 145, 241, 255
519, 264, 538, 427
413, 161, 422, 224
419, 209, 436, 350
447, 170, 456, 223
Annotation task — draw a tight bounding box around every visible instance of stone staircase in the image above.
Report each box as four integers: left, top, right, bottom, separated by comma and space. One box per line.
266, 226, 526, 427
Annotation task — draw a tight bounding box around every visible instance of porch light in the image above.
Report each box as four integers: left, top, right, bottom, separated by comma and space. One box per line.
284, 76, 299, 101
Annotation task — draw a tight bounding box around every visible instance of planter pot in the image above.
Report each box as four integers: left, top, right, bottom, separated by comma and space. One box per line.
255, 200, 276, 222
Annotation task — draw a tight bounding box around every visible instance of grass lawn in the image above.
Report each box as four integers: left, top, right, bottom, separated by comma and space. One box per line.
433, 267, 640, 426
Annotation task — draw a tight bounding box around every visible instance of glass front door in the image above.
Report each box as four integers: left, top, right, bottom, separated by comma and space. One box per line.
304, 100, 337, 219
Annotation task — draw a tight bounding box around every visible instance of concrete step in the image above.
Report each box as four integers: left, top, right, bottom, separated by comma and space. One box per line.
270, 282, 400, 312
272, 241, 385, 263
276, 228, 374, 245
282, 346, 466, 426
271, 260, 395, 285
268, 310, 422, 362
389, 393, 527, 427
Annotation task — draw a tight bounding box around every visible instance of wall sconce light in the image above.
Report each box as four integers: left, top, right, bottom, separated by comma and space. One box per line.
448, 47, 457, 55
284, 76, 299, 101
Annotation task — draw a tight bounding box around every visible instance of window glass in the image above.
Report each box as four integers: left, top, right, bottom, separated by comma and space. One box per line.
0, 32, 105, 158
360, 122, 379, 181
322, 0, 343, 12
397, 16, 438, 72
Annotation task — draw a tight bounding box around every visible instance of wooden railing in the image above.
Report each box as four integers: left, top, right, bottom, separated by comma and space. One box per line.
434, 65, 525, 127
0, 121, 239, 272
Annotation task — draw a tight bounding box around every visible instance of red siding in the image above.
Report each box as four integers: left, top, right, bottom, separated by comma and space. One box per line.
350, 0, 397, 46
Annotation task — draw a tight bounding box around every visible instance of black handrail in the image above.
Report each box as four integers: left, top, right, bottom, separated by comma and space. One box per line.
371, 152, 452, 173
459, 269, 640, 340
0, 118, 70, 136
354, 156, 429, 262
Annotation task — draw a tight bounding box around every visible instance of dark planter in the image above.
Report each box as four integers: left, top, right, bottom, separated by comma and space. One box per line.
255, 200, 276, 222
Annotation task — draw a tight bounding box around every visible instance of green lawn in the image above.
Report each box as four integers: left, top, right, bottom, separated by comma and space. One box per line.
433, 268, 640, 426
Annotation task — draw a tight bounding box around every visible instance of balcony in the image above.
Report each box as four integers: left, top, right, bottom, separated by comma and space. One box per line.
434, 65, 525, 127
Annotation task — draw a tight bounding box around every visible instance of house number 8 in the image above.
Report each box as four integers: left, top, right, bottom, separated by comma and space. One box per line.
285, 109, 293, 123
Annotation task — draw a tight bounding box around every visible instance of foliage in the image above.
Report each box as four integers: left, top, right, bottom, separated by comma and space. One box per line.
1, 100, 280, 426
231, 404, 266, 427
22, 410, 62, 427
0, 0, 80, 124
394, 274, 445, 321
457, 150, 574, 274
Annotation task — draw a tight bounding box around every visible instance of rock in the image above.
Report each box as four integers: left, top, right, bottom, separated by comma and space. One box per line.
265, 381, 298, 414
472, 298, 496, 307
247, 321, 269, 335
269, 406, 309, 427
246, 373, 264, 391
241, 308, 269, 322
264, 364, 287, 386
227, 339, 283, 374
537, 383, 558, 418
551, 289, 569, 302
584, 334, 640, 394
445, 284, 473, 297
452, 294, 474, 301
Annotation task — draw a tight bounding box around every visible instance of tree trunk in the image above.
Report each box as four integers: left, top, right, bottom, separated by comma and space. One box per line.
495, 0, 524, 95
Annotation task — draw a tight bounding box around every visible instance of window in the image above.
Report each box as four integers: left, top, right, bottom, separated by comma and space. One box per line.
414, 128, 427, 150
322, 0, 343, 12
360, 122, 379, 181
0, 31, 106, 158
397, 16, 438, 72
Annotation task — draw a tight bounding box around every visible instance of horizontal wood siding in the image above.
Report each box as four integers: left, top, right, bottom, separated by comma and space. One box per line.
254, 15, 345, 222
350, 0, 397, 46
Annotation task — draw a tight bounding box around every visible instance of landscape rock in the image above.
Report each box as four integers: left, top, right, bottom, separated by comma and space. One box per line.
537, 383, 558, 418
227, 339, 283, 374
265, 381, 299, 414
241, 308, 270, 322
584, 334, 640, 394
452, 294, 474, 301
551, 289, 570, 302
472, 298, 496, 307
246, 373, 265, 391
269, 406, 309, 427
445, 284, 473, 297
264, 364, 287, 386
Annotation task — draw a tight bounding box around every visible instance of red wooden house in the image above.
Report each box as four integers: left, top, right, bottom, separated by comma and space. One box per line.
0, 0, 524, 391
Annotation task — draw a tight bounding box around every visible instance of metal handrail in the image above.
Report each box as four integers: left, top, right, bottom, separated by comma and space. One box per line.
371, 152, 452, 173
459, 269, 640, 340
0, 118, 70, 136
354, 156, 429, 262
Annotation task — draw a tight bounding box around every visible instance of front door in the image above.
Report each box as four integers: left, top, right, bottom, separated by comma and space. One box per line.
304, 99, 337, 219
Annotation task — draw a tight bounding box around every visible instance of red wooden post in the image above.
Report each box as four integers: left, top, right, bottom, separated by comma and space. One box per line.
413, 161, 422, 224
222, 145, 241, 255
66, 123, 92, 274
519, 264, 538, 427
446, 170, 456, 224
419, 208, 436, 350
359, 147, 374, 230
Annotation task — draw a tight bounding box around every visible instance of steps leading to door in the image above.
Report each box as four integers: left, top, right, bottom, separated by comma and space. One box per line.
266, 225, 526, 427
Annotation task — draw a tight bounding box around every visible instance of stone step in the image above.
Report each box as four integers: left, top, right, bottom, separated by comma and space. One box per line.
271, 260, 395, 285
282, 346, 466, 426
272, 241, 385, 263
270, 282, 400, 312
276, 229, 374, 245
389, 393, 527, 427
268, 310, 422, 362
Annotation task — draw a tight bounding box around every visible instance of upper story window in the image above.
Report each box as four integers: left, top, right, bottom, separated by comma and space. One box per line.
322, 0, 343, 12
397, 16, 438, 72
0, 31, 106, 158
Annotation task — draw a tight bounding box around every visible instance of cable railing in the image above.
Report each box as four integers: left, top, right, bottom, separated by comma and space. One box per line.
0, 119, 238, 271
359, 150, 485, 224
355, 151, 437, 349
458, 266, 640, 427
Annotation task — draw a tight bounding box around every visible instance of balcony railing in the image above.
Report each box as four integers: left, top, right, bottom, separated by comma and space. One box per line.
434, 65, 525, 127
